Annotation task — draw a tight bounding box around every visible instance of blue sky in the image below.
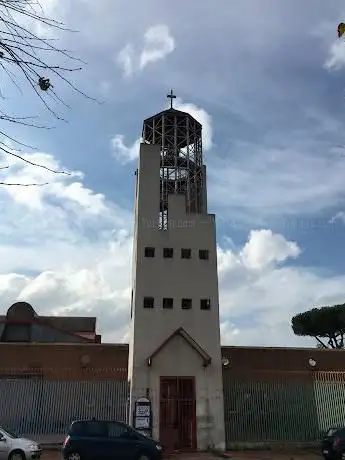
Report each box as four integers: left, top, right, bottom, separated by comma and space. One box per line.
1, 0, 345, 346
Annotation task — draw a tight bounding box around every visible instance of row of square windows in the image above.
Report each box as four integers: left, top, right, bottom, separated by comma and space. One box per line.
142, 297, 211, 310
144, 247, 209, 260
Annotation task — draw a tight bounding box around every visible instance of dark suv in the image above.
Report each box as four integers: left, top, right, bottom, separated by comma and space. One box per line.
322, 426, 345, 459
62, 420, 163, 460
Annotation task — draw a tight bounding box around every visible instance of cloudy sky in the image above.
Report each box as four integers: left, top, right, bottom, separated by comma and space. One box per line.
1, 0, 345, 347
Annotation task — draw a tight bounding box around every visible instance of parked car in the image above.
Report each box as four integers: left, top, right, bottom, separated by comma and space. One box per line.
322, 426, 345, 459
0, 426, 41, 460
62, 420, 163, 460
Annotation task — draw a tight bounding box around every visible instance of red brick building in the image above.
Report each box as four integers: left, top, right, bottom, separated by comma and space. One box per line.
1, 301, 345, 380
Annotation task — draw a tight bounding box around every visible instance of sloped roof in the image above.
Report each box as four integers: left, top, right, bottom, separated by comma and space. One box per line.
39, 316, 96, 333
0, 315, 96, 333
0, 302, 97, 343
143, 107, 202, 127
0, 320, 96, 343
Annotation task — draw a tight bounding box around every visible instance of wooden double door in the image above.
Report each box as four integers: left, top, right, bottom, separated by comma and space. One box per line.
159, 377, 196, 451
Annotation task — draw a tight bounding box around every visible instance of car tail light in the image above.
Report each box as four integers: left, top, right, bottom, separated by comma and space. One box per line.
333, 436, 341, 450
62, 436, 70, 448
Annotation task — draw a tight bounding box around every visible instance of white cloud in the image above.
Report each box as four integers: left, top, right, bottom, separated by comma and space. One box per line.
117, 44, 135, 78
208, 139, 345, 224
17, 0, 65, 40
174, 98, 213, 151
330, 211, 345, 224
111, 136, 141, 164
0, 150, 133, 342
139, 25, 175, 70
117, 24, 175, 77
0, 152, 107, 214
218, 230, 345, 347
0, 239, 132, 343
240, 229, 300, 270
1, 159, 345, 349
324, 39, 345, 70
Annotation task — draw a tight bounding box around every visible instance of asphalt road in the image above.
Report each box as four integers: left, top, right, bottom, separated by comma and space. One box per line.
44, 452, 322, 460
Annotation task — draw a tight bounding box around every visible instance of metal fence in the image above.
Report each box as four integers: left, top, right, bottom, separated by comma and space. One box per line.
0, 376, 129, 442
5, 370, 345, 446
224, 372, 345, 447
314, 372, 345, 434
224, 378, 318, 444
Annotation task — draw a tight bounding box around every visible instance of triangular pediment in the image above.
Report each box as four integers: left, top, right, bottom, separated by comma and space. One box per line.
146, 327, 211, 367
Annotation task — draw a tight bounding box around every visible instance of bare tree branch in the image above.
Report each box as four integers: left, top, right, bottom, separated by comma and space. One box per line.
0, 144, 71, 174
0, 181, 48, 185
315, 337, 328, 348
0, 0, 94, 185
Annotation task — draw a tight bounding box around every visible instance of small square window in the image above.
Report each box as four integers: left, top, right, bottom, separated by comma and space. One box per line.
163, 298, 174, 309
199, 249, 209, 260
181, 298, 192, 310
181, 248, 191, 259
143, 297, 154, 308
163, 248, 174, 258
144, 247, 155, 257
200, 298, 211, 310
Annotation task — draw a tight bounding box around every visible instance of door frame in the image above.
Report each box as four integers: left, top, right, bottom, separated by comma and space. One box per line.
159, 376, 197, 451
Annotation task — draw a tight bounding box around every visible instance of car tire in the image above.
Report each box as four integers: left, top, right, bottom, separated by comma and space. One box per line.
9, 451, 25, 460
67, 453, 82, 460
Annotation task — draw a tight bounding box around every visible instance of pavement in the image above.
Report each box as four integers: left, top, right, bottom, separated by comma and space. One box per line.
163, 454, 322, 460
42, 451, 322, 460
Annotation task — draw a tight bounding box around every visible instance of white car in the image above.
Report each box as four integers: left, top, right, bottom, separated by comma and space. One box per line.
0, 427, 41, 460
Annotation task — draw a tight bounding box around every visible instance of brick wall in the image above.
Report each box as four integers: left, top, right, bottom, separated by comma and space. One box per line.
0, 343, 128, 380
221, 346, 345, 383
221, 346, 345, 372
1, 343, 345, 382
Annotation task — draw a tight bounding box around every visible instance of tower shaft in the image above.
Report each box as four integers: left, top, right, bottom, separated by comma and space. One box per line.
128, 95, 225, 451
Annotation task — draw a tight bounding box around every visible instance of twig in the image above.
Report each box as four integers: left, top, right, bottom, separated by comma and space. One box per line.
0, 145, 71, 175
0, 181, 48, 186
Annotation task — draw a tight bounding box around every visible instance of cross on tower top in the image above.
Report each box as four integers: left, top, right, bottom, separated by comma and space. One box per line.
167, 89, 176, 109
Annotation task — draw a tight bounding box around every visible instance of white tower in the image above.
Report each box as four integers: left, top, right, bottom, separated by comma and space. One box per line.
128, 91, 225, 451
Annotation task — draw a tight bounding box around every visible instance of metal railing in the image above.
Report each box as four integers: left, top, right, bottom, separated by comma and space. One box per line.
4, 368, 345, 446
224, 372, 345, 446
0, 369, 128, 442
314, 371, 345, 434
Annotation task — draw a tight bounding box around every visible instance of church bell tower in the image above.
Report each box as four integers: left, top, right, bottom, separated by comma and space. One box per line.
128, 91, 225, 451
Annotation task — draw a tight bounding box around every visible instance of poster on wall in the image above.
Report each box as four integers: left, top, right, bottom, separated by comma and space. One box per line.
133, 397, 152, 437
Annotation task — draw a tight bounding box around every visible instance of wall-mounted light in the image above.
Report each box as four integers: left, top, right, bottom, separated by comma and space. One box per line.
221, 357, 230, 367
308, 358, 316, 367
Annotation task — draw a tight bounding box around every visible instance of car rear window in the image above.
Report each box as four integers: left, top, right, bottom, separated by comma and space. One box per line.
107, 422, 131, 438
326, 428, 345, 437
70, 421, 107, 437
